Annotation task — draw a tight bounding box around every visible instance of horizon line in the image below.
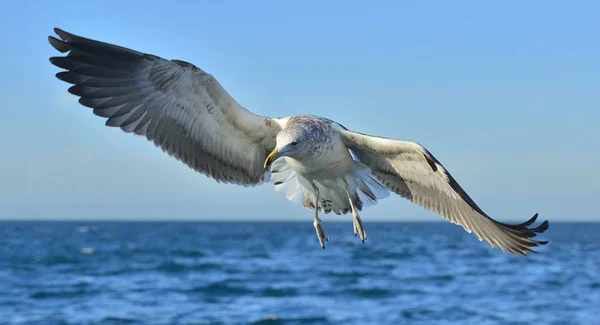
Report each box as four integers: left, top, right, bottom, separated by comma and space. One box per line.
0, 218, 596, 223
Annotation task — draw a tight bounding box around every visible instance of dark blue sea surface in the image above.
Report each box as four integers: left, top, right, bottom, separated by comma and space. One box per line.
0, 221, 598, 325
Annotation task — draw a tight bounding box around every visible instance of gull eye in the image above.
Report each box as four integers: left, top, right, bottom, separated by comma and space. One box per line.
291, 141, 299, 146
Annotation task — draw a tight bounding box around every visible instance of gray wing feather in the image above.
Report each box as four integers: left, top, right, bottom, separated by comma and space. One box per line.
49, 28, 281, 186
339, 128, 549, 255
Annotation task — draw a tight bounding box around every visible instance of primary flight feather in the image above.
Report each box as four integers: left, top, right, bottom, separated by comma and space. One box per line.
48, 28, 549, 255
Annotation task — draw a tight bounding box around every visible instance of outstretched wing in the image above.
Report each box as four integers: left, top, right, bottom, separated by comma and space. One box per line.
49, 28, 281, 186
339, 128, 549, 255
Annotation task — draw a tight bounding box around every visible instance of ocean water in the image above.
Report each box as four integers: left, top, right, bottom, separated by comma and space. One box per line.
0, 221, 598, 325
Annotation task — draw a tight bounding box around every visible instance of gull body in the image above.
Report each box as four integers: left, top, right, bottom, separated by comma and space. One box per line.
267, 115, 382, 245
47, 28, 549, 255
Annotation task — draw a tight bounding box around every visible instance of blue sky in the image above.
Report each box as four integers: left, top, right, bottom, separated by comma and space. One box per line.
0, 1, 598, 221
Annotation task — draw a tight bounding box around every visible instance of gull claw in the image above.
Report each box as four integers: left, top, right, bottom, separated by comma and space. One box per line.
344, 182, 367, 244
353, 212, 367, 243
313, 217, 328, 249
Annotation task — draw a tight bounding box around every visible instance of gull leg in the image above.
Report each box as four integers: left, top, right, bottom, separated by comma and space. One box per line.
312, 187, 328, 249
344, 183, 367, 243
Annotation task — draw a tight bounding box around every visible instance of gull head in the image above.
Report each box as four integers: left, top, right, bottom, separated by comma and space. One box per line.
264, 118, 321, 168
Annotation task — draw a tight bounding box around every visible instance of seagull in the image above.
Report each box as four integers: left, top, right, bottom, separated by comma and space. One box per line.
48, 28, 549, 255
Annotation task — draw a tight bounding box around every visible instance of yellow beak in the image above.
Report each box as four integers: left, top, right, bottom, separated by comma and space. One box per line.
264, 147, 279, 169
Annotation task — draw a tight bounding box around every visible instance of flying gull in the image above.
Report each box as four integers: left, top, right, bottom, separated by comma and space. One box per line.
48, 28, 549, 255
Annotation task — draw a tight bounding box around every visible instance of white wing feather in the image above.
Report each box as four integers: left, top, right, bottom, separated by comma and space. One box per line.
49, 28, 281, 186
339, 128, 549, 255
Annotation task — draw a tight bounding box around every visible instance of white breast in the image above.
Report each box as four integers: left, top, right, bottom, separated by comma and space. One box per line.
284, 137, 355, 178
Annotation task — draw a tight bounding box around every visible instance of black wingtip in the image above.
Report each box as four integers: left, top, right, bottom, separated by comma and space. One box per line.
521, 213, 539, 228
494, 212, 550, 255
503, 212, 548, 233
531, 219, 549, 234
53, 27, 73, 42
55, 71, 77, 84
67, 84, 84, 96
49, 56, 71, 70
48, 36, 70, 53
539, 220, 549, 231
